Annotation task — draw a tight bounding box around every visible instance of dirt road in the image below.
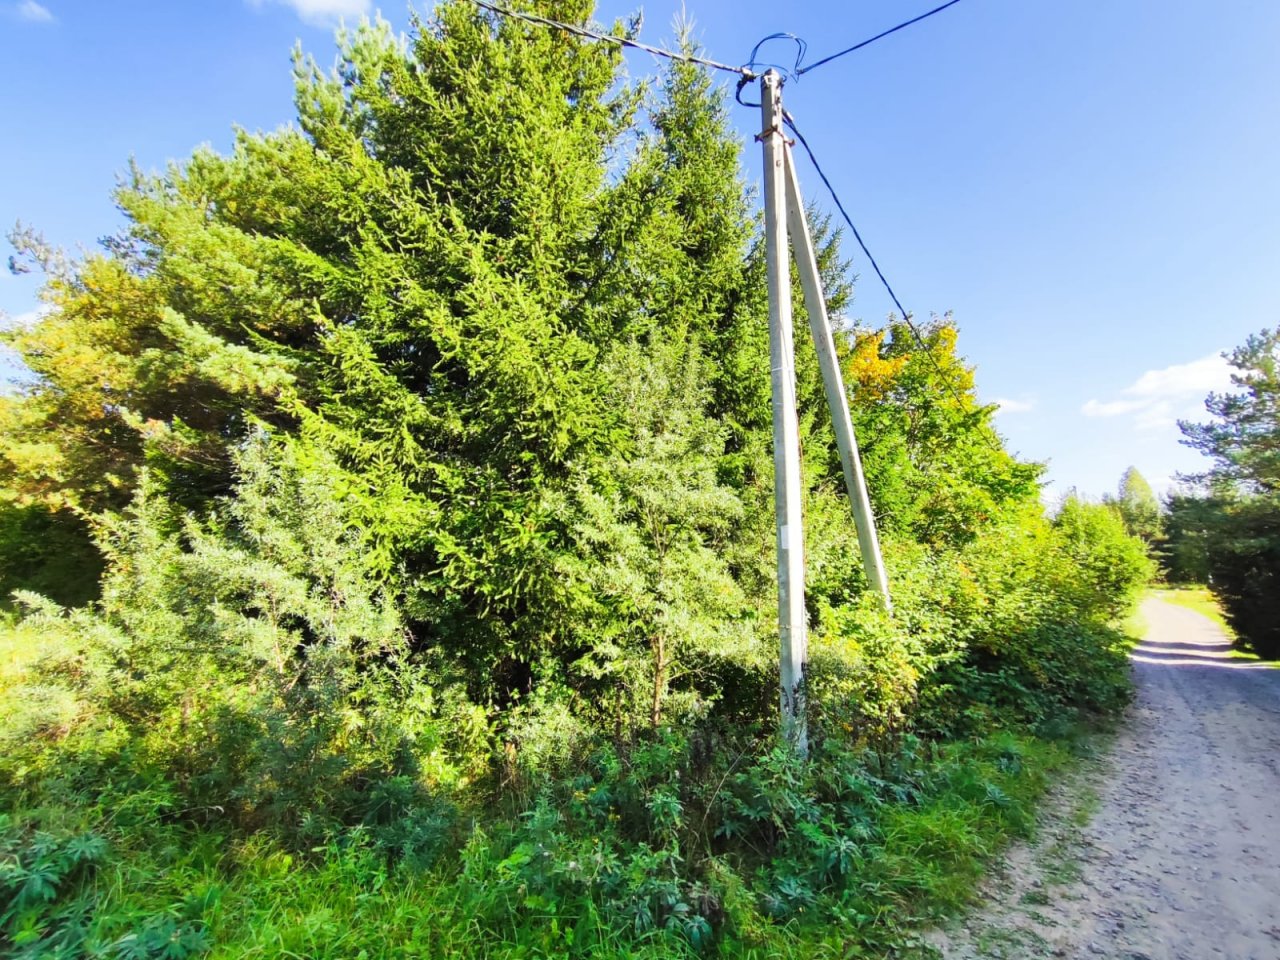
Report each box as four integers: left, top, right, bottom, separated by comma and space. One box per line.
928, 596, 1280, 960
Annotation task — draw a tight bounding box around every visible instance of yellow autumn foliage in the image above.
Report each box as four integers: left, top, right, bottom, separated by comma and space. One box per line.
842, 330, 907, 401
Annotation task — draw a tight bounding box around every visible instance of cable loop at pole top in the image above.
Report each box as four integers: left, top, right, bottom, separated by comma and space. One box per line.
743, 33, 807, 82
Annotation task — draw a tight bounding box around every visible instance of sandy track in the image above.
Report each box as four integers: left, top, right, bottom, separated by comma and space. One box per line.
927, 596, 1280, 960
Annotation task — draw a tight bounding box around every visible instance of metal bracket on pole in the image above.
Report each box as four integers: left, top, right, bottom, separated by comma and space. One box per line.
760, 70, 809, 757
783, 146, 893, 611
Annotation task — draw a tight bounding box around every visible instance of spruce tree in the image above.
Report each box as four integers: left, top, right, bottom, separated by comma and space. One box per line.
2, 0, 1049, 734
1, 5, 784, 726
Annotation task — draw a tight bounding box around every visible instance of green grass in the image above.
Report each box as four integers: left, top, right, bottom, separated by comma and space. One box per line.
1122, 603, 1148, 644
0, 729, 1086, 960
0, 616, 1108, 960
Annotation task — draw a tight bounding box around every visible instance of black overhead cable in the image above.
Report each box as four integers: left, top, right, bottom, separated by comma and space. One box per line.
462, 0, 970, 91
783, 109, 993, 424
460, 0, 997, 431
461, 0, 753, 76
796, 0, 965, 75
781, 113, 921, 343
463, 0, 968, 83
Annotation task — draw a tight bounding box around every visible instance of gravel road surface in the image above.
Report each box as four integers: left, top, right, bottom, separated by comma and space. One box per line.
927, 596, 1280, 960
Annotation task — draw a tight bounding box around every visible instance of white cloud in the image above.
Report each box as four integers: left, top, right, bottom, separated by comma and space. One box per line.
991, 396, 1035, 415
13, 1, 54, 22
1081, 352, 1233, 431
248, 0, 370, 26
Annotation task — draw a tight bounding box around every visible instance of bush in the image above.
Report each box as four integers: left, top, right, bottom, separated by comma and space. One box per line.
1052, 496, 1155, 622
1, 438, 482, 845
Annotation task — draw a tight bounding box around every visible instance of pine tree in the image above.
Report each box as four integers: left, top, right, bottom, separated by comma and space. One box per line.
1180, 329, 1280, 491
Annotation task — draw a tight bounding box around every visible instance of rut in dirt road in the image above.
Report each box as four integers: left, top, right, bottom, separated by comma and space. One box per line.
928, 596, 1280, 960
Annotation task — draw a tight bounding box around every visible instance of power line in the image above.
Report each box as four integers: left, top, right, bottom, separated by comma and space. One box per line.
781, 112, 916, 344
797, 0, 965, 76
462, 0, 996, 434
462, 0, 967, 83
782, 109, 995, 428
462, 0, 752, 76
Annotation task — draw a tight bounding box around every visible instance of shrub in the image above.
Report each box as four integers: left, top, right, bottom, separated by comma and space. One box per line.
1, 438, 480, 844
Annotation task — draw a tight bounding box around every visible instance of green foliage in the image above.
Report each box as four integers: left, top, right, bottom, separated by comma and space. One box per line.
0, 817, 108, 957
0, 502, 102, 609
1159, 490, 1216, 584
0, 724, 1074, 960
555, 337, 761, 734
846, 320, 1044, 548
0, 815, 212, 960
1180, 329, 1280, 492
1105, 466, 1162, 544
1172, 328, 1280, 657
0, 2, 1157, 956
3, 438, 479, 845
1052, 495, 1154, 622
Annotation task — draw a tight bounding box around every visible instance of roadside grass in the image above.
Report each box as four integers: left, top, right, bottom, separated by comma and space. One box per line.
0, 619, 1099, 960
907, 732, 1112, 960
1150, 586, 1274, 665
1122, 604, 1148, 646
0, 733, 1083, 959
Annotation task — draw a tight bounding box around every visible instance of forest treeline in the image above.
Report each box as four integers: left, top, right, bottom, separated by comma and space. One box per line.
0, 3, 1152, 956
1150, 329, 1280, 659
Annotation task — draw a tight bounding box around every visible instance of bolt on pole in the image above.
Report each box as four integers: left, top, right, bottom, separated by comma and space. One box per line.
760, 70, 809, 756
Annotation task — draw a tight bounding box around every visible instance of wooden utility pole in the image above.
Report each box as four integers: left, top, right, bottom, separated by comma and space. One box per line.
760, 70, 809, 756
760, 69, 893, 755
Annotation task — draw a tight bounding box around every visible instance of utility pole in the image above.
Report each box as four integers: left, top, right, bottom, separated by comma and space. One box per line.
759, 69, 893, 755
784, 151, 892, 610
760, 70, 809, 756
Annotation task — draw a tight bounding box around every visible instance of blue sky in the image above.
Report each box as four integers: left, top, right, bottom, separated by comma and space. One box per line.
3, 0, 1278, 499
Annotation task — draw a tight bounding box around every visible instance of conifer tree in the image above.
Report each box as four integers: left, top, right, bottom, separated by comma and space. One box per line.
1, 5, 785, 723
1108, 466, 1162, 544
2, 0, 1053, 733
